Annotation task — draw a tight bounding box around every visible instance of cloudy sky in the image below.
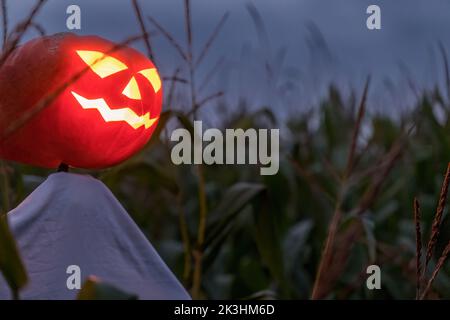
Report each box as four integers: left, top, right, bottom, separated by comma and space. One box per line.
6, 0, 450, 115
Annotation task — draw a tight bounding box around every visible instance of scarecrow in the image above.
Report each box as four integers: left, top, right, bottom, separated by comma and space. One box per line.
0, 33, 190, 299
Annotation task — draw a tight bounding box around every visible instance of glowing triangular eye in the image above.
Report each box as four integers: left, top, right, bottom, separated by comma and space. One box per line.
76, 50, 128, 78
122, 76, 141, 100
138, 68, 161, 93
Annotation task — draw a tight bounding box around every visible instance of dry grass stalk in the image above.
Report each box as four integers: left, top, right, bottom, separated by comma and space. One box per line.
29, 22, 45, 36
131, 0, 155, 61
420, 240, 450, 300
0, 0, 46, 67
199, 57, 224, 92
183, 0, 197, 117
162, 67, 184, 150
147, 1, 227, 298
425, 162, 450, 270
311, 80, 408, 299
439, 42, 450, 101
184, 0, 193, 62
197, 91, 223, 108
321, 156, 341, 185
311, 206, 343, 299
290, 157, 334, 204
165, 67, 182, 108
147, 15, 188, 62
345, 77, 370, 177
312, 82, 371, 299
414, 163, 450, 299
413, 197, 422, 299
187, 91, 223, 116
354, 138, 404, 216
162, 74, 188, 84
195, 12, 229, 67
312, 218, 363, 299
1, 0, 7, 48
348, 145, 393, 186
177, 0, 208, 299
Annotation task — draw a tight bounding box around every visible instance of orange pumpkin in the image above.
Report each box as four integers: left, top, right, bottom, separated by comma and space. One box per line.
0, 33, 162, 168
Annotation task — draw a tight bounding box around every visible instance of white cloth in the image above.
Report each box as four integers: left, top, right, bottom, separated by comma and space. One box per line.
0, 172, 190, 300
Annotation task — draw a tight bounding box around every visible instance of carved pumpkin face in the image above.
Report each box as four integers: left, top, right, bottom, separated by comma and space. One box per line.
0, 33, 162, 169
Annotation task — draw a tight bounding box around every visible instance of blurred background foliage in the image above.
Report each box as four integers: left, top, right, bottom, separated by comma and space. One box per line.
3, 81, 450, 299
2, 0, 450, 300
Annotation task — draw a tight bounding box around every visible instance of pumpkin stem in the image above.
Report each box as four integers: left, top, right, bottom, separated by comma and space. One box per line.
57, 163, 69, 172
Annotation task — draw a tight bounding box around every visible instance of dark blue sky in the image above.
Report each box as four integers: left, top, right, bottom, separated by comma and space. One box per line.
7, 0, 450, 115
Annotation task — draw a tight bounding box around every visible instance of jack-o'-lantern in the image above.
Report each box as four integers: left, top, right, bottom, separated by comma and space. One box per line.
0, 33, 162, 168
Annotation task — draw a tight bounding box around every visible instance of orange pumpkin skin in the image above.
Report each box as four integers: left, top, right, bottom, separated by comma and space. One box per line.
0, 33, 162, 169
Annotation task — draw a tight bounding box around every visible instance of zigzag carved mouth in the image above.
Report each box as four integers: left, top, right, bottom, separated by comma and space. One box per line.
71, 91, 158, 130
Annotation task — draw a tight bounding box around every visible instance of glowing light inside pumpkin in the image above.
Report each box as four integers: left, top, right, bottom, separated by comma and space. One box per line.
138, 68, 162, 93
122, 76, 141, 100
71, 91, 157, 129
76, 50, 128, 78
